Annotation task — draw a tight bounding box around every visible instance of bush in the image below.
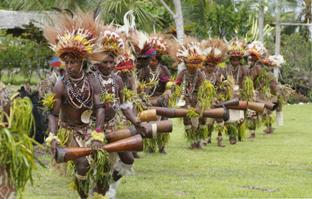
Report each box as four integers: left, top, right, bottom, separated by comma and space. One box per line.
0, 32, 52, 83
280, 33, 312, 96
287, 92, 309, 104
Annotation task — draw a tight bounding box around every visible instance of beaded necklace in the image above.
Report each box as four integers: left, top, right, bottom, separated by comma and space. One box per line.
63, 72, 93, 109
182, 70, 199, 97
230, 64, 243, 85
93, 70, 119, 106
147, 64, 161, 96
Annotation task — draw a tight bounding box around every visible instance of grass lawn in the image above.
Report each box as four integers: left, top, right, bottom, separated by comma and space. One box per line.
24, 104, 312, 198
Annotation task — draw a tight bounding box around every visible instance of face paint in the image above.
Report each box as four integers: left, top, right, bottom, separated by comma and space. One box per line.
96, 54, 116, 76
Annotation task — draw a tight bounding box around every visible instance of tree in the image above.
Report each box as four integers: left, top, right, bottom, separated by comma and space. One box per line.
100, 0, 167, 33
159, 0, 185, 42
258, 0, 265, 42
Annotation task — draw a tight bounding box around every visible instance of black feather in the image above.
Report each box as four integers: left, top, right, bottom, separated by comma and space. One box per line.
50, 7, 63, 13
64, 9, 74, 18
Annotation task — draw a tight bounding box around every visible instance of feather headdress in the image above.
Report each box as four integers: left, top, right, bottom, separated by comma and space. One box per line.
177, 42, 204, 69
262, 54, 285, 68
128, 30, 156, 58
117, 10, 136, 36
227, 38, 246, 58
96, 26, 125, 57
115, 52, 135, 71
201, 39, 227, 63
246, 41, 267, 60
44, 11, 101, 60
147, 35, 168, 56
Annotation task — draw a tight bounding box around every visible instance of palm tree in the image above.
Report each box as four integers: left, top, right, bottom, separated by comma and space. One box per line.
0, 0, 164, 33
0, 0, 96, 11
100, 0, 164, 33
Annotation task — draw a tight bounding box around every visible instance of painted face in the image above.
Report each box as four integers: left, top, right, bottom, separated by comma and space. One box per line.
205, 62, 216, 73
149, 56, 159, 67
186, 64, 197, 74
248, 55, 257, 64
96, 54, 115, 76
136, 57, 151, 69
230, 57, 241, 67
63, 56, 83, 78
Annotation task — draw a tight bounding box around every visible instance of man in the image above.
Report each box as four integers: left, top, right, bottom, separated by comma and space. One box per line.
255, 53, 281, 135
44, 13, 107, 198
115, 53, 137, 91
136, 36, 171, 154
245, 41, 268, 139
201, 39, 228, 147
175, 42, 206, 149
128, 31, 172, 153
226, 39, 249, 144
115, 53, 141, 158
89, 29, 147, 198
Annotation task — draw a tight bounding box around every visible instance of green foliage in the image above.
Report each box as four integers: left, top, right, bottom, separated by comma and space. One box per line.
56, 128, 70, 147
186, 108, 199, 118
280, 33, 312, 93
100, 0, 169, 32
240, 77, 254, 101
237, 121, 247, 140
168, 84, 182, 108
0, 97, 35, 198
255, 69, 272, 98
87, 149, 111, 192
185, 1, 256, 39
0, 32, 52, 83
262, 113, 275, 127
197, 80, 216, 112
121, 87, 145, 113
160, 55, 175, 69
21, 22, 47, 44
217, 78, 234, 101
156, 133, 170, 149
42, 92, 56, 110
225, 123, 238, 138
0, 0, 92, 11
198, 125, 209, 140
143, 138, 157, 153
100, 93, 115, 103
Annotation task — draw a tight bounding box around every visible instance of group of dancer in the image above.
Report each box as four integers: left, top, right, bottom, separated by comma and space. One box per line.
0, 10, 287, 199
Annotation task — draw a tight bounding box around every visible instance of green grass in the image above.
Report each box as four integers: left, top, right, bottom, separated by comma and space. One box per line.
24, 104, 312, 198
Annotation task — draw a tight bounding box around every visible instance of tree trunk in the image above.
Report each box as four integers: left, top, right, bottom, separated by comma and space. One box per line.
275, 0, 283, 127
173, 0, 184, 43
274, 0, 281, 81
258, 0, 264, 42
304, 0, 312, 39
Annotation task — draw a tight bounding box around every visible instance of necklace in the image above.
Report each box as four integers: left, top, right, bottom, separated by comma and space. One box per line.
147, 65, 161, 96
182, 70, 199, 97
63, 72, 93, 109
232, 65, 241, 85
93, 70, 119, 106
206, 70, 217, 85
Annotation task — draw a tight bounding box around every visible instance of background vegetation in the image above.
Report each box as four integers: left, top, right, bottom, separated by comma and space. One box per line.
0, 0, 311, 101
